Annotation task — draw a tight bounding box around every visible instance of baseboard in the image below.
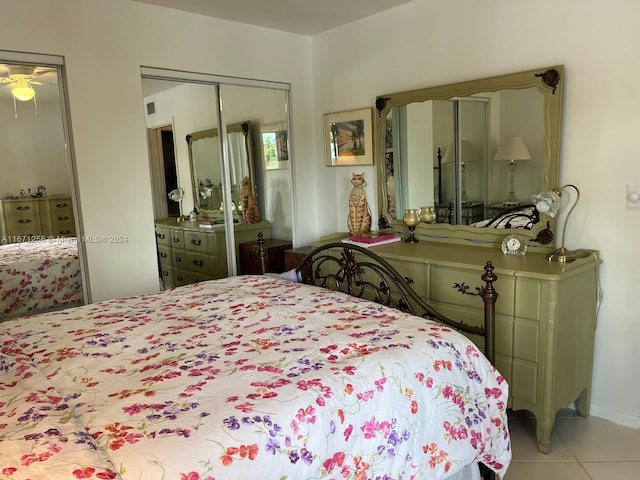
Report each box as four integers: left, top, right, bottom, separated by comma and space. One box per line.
588, 402, 640, 429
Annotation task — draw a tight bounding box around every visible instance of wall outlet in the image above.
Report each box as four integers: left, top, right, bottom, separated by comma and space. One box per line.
626, 184, 640, 209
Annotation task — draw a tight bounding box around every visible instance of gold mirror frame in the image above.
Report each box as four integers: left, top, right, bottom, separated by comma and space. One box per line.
375, 65, 563, 247
186, 121, 255, 218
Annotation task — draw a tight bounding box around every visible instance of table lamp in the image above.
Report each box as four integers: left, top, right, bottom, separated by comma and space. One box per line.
493, 136, 531, 206
532, 184, 590, 263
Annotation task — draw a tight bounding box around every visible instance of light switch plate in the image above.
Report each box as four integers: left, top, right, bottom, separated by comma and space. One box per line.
626, 184, 640, 209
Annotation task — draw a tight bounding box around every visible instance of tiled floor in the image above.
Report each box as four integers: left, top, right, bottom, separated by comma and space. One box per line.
505, 409, 640, 479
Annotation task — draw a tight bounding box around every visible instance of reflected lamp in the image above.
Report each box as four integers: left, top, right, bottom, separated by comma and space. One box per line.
532, 184, 590, 263
493, 136, 531, 205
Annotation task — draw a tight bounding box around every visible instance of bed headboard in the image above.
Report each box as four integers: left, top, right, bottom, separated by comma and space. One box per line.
292, 242, 497, 364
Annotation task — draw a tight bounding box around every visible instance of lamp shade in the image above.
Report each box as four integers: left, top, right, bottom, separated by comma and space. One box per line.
493, 136, 531, 162
442, 139, 480, 164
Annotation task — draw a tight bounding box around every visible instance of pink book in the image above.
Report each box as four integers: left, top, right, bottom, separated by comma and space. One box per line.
347, 233, 397, 243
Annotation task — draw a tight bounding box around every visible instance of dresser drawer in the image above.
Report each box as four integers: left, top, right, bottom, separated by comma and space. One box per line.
51, 222, 76, 237
169, 229, 185, 249
184, 230, 215, 254
155, 225, 172, 247
186, 251, 217, 276
157, 245, 173, 267
3, 200, 37, 215
173, 268, 190, 287
172, 248, 188, 269
430, 265, 513, 316
49, 199, 73, 212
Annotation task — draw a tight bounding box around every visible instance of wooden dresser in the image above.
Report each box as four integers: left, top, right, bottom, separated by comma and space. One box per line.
154, 219, 271, 288
0, 196, 76, 243
310, 236, 599, 454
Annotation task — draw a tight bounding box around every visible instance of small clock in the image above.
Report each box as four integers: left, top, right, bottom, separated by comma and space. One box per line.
501, 234, 528, 256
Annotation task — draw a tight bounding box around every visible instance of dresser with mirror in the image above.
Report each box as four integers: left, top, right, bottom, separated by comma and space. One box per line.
155, 118, 272, 288
304, 66, 599, 453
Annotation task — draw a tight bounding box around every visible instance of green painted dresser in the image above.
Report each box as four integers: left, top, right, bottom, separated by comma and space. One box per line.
311, 236, 599, 453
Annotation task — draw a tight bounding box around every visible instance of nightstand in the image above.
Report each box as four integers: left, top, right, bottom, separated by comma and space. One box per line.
284, 246, 314, 271
239, 238, 293, 274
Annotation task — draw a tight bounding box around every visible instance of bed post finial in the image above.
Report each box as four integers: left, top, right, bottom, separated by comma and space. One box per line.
481, 261, 498, 364
257, 232, 267, 274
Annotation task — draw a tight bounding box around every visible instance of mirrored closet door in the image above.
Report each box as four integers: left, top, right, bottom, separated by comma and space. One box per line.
141, 69, 293, 289
0, 51, 86, 319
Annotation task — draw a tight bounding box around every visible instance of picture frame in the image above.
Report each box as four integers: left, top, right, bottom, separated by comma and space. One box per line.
260, 121, 289, 170
324, 107, 373, 166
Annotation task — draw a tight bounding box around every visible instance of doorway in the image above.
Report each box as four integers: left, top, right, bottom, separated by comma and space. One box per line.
147, 124, 179, 219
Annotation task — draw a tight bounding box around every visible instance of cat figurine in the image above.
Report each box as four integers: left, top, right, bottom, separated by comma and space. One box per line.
347, 172, 372, 236
240, 176, 260, 224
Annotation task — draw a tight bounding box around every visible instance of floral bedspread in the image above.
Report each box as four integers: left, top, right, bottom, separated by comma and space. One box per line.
0, 238, 83, 318
0, 275, 510, 479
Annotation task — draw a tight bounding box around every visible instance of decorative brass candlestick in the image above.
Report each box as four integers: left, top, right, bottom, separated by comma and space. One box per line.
403, 209, 420, 243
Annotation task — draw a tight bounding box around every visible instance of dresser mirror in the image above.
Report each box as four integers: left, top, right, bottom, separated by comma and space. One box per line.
187, 121, 254, 219
375, 65, 563, 245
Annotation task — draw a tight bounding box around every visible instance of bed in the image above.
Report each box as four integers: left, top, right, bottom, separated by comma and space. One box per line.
0, 243, 510, 479
0, 238, 83, 319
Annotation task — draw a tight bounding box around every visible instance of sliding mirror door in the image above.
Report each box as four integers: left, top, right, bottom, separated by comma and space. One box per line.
0, 52, 86, 319
142, 70, 293, 288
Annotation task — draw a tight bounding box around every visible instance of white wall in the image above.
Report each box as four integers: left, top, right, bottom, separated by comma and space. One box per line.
0, 98, 71, 196
311, 0, 640, 428
0, 0, 315, 301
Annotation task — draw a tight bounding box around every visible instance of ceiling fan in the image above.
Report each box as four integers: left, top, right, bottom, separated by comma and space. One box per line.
0, 64, 58, 116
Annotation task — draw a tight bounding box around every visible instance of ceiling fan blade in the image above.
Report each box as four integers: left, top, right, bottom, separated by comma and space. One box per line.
0, 78, 14, 84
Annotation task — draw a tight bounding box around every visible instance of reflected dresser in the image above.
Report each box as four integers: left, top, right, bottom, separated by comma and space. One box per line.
0, 195, 76, 243
154, 219, 270, 288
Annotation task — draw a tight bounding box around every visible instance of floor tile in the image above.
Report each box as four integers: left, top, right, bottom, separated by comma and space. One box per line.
503, 462, 590, 480
508, 412, 576, 462
580, 461, 640, 480
554, 415, 640, 461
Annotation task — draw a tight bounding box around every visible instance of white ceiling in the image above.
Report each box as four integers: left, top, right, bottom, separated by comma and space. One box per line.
132, 0, 413, 35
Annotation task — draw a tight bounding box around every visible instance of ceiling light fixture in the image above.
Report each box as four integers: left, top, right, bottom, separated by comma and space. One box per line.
12, 79, 36, 101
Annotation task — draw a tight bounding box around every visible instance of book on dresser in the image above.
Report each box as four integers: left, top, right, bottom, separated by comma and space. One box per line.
341, 232, 401, 248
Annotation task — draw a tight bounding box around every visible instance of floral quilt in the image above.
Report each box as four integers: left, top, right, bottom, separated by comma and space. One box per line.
0, 275, 510, 479
0, 238, 83, 318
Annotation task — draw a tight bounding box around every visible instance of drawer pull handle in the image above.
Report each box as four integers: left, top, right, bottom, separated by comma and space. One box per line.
452, 282, 483, 296
57, 216, 70, 221
160, 252, 168, 258
157, 233, 166, 240
191, 238, 202, 246
59, 230, 72, 235
193, 259, 204, 267
18, 219, 32, 224
162, 270, 169, 276
173, 237, 181, 243
176, 275, 185, 281
55, 203, 69, 208
17, 206, 31, 211
174, 257, 183, 263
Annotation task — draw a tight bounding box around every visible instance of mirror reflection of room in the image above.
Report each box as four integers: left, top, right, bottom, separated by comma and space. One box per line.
143, 76, 293, 289
0, 61, 83, 320
377, 66, 560, 244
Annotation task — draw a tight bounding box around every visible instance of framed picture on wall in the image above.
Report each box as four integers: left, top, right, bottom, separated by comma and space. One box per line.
324, 107, 373, 166
260, 122, 289, 170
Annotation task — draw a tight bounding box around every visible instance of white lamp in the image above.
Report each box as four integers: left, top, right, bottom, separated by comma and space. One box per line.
442, 138, 480, 204
532, 184, 590, 263
493, 136, 531, 205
